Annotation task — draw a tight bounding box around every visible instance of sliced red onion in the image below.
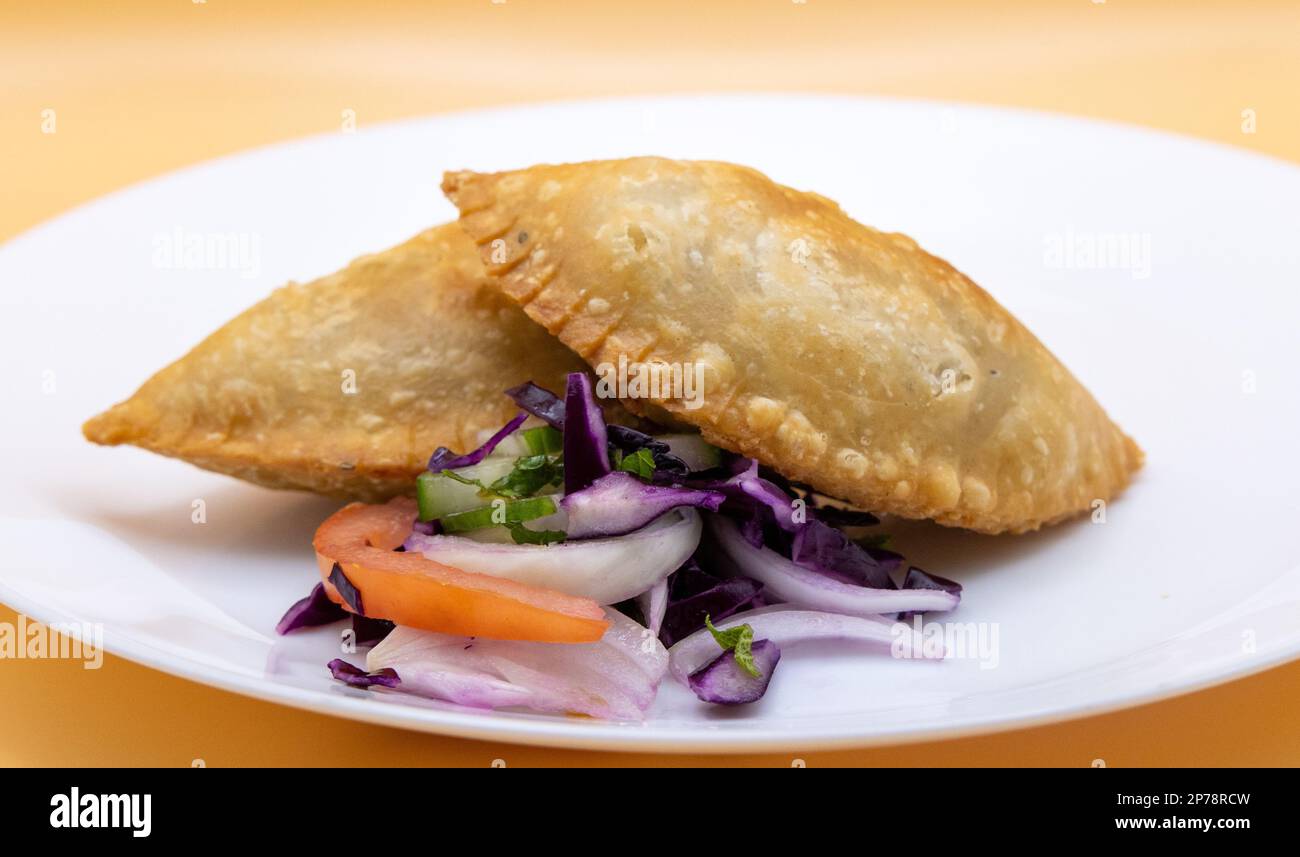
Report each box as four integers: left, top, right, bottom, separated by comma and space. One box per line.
687, 639, 781, 705
591, 604, 670, 684
403, 508, 702, 604
327, 658, 401, 689
563, 373, 611, 493
561, 471, 724, 539
709, 516, 960, 617
369, 639, 535, 710
668, 604, 927, 685
636, 578, 669, 636
275, 582, 347, 634
366, 609, 667, 720
426, 411, 528, 473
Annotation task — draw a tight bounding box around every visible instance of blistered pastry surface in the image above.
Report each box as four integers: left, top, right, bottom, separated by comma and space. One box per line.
444, 158, 1142, 533
83, 224, 636, 500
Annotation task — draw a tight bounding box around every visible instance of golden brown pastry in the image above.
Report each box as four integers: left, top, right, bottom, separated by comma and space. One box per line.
84, 224, 637, 500
443, 158, 1142, 534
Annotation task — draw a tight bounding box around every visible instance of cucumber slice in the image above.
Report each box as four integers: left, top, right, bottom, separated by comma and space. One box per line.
415, 457, 518, 521
439, 495, 559, 534
468, 424, 562, 459
481, 434, 529, 459
521, 425, 563, 455
660, 434, 723, 471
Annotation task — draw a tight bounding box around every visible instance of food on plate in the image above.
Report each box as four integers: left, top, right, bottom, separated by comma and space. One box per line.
88, 155, 1142, 722
312, 495, 610, 643
442, 157, 1143, 534
281, 373, 955, 715
82, 224, 637, 500
363, 608, 668, 720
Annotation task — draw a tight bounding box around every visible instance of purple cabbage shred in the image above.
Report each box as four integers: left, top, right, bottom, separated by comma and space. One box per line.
427, 411, 528, 473
328, 562, 365, 616
328, 658, 400, 689
275, 582, 347, 635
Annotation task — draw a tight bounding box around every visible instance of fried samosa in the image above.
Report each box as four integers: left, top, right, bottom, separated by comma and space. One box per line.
83, 224, 637, 500
442, 158, 1142, 534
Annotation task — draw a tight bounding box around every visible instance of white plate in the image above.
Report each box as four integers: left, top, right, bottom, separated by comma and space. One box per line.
2, 95, 1299, 752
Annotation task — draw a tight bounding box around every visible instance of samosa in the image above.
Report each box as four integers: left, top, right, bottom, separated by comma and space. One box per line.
84, 224, 635, 500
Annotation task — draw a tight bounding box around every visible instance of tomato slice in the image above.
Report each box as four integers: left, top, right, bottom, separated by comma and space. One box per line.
313, 497, 609, 643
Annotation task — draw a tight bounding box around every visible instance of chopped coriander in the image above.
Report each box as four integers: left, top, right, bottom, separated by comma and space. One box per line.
488, 454, 562, 498
704, 615, 761, 678
505, 521, 567, 545
615, 448, 657, 479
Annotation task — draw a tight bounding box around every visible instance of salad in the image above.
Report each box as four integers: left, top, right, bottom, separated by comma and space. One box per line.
277, 373, 962, 719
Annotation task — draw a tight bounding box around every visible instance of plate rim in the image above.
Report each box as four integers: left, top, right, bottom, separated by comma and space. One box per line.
5, 574, 1300, 753
4, 92, 1300, 752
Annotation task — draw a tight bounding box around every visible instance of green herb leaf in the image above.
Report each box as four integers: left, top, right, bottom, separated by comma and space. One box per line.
504, 522, 566, 545
616, 448, 656, 479
704, 615, 761, 678
704, 614, 746, 649
488, 454, 562, 499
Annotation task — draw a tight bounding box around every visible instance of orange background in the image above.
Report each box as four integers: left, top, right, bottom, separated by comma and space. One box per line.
3, 0, 1298, 766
